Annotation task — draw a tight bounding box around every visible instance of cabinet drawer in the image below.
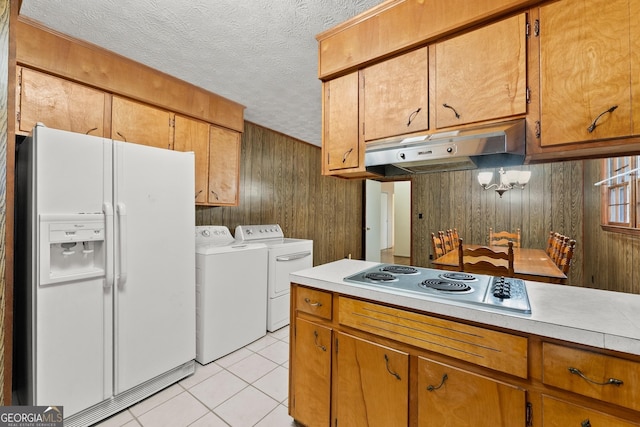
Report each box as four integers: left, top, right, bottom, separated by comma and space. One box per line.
542, 342, 640, 411
296, 287, 332, 319
542, 395, 640, 427
339, 297, 528, 378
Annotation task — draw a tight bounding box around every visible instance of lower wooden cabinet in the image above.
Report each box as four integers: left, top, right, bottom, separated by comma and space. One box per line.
541, 395, 640, 427
418, 357, 526, 426
290, 318, 332, 427
335, 332, 409, 427
289, 284, 640, 427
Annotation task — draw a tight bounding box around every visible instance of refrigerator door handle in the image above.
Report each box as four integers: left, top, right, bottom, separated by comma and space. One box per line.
103, 202, 114, 288
117, 202, 128, 287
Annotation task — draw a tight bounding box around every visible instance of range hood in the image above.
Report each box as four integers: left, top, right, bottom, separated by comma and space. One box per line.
365, 120, 526, 176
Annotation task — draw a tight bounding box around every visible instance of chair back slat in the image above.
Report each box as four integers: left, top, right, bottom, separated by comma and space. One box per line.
431, 232, 445, 259
458, 239, 514, 276
489, 228, 521, 248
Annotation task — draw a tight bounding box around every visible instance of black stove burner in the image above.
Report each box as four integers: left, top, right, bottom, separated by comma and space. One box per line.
364, 272, 398, 282
420, 279, 472, 293
381, 265, 419, 275
440, 272, 476, 281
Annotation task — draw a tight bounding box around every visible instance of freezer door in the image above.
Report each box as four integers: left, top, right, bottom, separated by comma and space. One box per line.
113, 141, 195, 393
24, 125, 113, 415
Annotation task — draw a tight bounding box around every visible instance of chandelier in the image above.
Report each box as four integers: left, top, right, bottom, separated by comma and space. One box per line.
477, 167, 531, 198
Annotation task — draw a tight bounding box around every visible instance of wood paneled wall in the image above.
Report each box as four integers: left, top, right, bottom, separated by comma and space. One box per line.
410, 161, 585, 287
583, 161, 640, 294
196, 122, 363, 266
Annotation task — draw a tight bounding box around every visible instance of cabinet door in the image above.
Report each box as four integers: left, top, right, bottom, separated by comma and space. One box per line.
290, 318, 332, 427
542, 395, 640, 427
174, 115, 210, 204
335, 332, 409, 427
17, 67, 106, 136
112, 96, 172, 149
208, 125, 240, 206
323, 72, 360, 172
418, 357, 526, 427
435, 14, 527, 128
362, 47, 429, 141
539, 0, 632, 146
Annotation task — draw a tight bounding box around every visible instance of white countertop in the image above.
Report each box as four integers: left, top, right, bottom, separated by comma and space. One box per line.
290, 259, 640, 356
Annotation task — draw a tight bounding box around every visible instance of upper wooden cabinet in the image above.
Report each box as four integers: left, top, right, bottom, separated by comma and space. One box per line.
362, 46, 429, 141
16, 67, 107, 136
173, 115, 210, 204
538, 0, 632, 147
111, 96, 173, 149
434, 13, 527, 128
208, 125, 241, 206
322, 72, 362, 175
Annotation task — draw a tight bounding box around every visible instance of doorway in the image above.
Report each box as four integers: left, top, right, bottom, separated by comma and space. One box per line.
365, 179, 411, 264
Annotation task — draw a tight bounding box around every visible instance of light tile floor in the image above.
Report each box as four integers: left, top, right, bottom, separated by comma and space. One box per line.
95, 326, 297, 427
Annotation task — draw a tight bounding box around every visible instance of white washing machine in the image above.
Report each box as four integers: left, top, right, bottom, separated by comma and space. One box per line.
235, 224, 313, 332
195, 226, 268, 364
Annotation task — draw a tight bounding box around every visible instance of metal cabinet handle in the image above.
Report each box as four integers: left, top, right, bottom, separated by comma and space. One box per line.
407, 107, 422, 126
116, 131, 127, 142
427, 373, 448, 391
195, 189, 203, 199
210, 190, 219, 200
587, 105, 617, 133
568, 367, 623, 386
85, 127, 98, 135
304, 297, 322, 307
314, 331, 326, 351
384, 354, 401, 380
442, 103, 461, 119
342, 148, 353, 163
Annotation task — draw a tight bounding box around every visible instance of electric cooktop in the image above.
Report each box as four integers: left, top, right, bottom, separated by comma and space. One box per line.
344, 264, 531, 314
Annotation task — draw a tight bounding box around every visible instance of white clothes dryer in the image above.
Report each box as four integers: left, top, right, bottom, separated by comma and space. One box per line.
235, 224, 313, 332
195, 226, 268, 364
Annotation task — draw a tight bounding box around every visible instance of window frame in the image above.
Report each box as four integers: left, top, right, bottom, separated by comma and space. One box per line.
600, 156, 640, 236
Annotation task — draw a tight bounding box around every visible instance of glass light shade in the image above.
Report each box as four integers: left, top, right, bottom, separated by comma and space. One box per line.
517, 171, 531, 185
477, 172, 493, 186
504, 170, 520, 185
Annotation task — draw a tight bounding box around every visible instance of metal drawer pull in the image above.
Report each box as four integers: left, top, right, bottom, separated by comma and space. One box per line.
86, 127, 98, 135
587, 105, 618, 133
304, 297, 322, 307
313, 331, 326, 352
427, 373, 448, 391
581, 420, 591, 427
442, 103, 461, 119
568, 367, 623, 386
384, 354, 401, 380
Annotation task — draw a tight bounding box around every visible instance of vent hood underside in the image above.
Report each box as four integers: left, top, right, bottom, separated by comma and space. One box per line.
365, 120, 526, 176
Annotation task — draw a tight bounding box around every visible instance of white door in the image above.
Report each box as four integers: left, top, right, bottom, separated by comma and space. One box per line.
34, 126, 113, 415
365, 179, 381, 261
113, 142, 195, 393
380, 192, 389, 249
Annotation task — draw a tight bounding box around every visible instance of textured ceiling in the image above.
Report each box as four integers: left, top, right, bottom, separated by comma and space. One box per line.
19, 0, 385, 146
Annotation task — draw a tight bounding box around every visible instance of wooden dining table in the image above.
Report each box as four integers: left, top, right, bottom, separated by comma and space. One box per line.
431, 244, 567, 284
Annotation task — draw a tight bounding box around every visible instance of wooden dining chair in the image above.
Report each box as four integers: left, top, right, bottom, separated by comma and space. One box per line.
546, 231, 556, 257
551, 234, 569, 266
439, 231, 454, 253
458, 239, 514, 276
556, 239, 576, 273
448, 228, 460, 249
489, 228, 521, 248
430, 232, 445, 259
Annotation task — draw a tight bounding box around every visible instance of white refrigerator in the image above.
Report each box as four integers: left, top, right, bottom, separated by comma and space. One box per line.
14, 124, 196, 426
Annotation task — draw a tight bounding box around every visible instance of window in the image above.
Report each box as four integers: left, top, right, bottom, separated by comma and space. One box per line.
600, 156, 640, 233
